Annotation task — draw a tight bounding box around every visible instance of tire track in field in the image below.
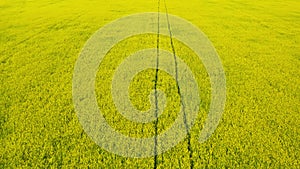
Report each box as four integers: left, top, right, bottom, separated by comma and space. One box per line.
163, 0, 194, 168
153, 1, 160, 168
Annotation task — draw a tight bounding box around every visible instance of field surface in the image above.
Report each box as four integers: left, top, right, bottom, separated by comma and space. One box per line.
1, 0, 300, 168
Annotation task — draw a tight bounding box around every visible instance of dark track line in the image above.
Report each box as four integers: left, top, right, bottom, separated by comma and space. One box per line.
163, 0, 194, 168
153, 0, 160, 169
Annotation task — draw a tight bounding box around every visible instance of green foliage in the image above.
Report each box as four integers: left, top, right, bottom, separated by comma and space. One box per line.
1, 0, 299, 168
